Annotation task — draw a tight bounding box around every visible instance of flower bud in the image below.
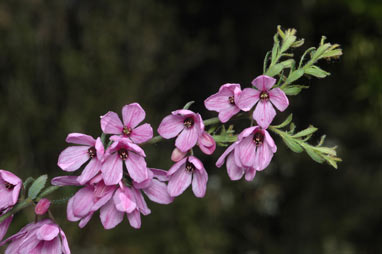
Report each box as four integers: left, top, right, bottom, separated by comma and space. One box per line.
35, 198, 51, 215
171, 148, 187, 162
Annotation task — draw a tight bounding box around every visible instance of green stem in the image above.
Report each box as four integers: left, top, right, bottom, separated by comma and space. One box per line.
0, 198, 33, 223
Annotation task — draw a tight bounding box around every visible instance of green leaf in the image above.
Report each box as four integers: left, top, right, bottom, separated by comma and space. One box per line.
304, 65, 330, 78
280, 35, 296, 53
321, 48, 342, 59
265, 63, 284, 77
23, 177, 35, 190
282, 85, 308, 96
286, 69, 304, 84
271, 34, 280, 64
272, 114, 293, 129
292, 125, 318, 138
279, 59, 295, 68
282, 136, 303, 153
183, 101, 195, 110
28, 175, 48, 200
314, 146, 337, 156
304, 146, 325, 163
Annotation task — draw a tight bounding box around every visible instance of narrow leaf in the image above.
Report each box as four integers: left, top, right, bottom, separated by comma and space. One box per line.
282, 85, 308, 96
304, 65, 330, 78
266, 63, 284, 77
28, 175, 48, 200
305, 146, 325, 163
183, 101, 195, 110
286, 69, 304, 84
292, 125, 318, 138
272, 114, 293, 129
282, 136, 303, 153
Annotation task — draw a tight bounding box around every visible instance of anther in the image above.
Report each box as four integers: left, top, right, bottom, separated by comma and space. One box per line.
253, 131, 264, 146
184, 117, 194, 128
185, 161, 195, 173
260, 91, 269, 101
118, 149, 128, 160
123, 126, 132, 136
228, 96, 235, 105
88, 147, 97, 159
5, 182, 14, 190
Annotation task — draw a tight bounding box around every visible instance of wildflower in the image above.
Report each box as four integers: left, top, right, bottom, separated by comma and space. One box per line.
35, 198, 51, 216
57, 133, 104, 185
0, 219, 70, 254
216, 126, 277, 181
204, 83, 242, 123
197, 131, 216, 155
158, 109, 204, 153
237, 75, 289, 128
101, 103, 153, 144
167, 156, 208, 198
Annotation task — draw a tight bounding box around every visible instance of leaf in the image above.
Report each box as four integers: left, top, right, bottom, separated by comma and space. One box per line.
272, 114, 293, 129
183, 101, 195, 110
280, 35, 296, 53
314, 146, 337, 156
271, 34, 279, 64
304, 146, 325, 163
282, 136, 303, 153
286, 69, 304, 84
282, 85, 308, 96
304, 65, 330, 78
266, 63, 284, 77
279, 59, 295, 68
321, 48, 342, 59
292, 125, 318, 138
28, 175, 48, 200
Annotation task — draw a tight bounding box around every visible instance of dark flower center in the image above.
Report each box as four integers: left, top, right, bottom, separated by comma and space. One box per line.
184, 117, 194, 128
118, 149, 128, 160
123, 126, 132, 136
185, 161, 195, 173
228, 96, 235, 105
88, 147, 97, 159
5, 182, 14, 190
253, 131, 264, 146
260, 91, 269, 101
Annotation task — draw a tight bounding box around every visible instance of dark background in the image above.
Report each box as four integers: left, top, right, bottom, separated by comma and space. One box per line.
0, 0, 381, 253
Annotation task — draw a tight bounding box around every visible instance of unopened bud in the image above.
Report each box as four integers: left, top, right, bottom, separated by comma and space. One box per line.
171, 148, 187, 162
35, 198, 51, 215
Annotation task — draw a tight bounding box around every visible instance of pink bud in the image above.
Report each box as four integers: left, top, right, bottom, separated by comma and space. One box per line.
198, 131, 216, 155
35, 198, 51, 215
171, 148, 187, 162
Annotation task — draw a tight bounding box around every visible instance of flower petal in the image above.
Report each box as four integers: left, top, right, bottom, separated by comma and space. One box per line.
77, 158, 101, 185
236, 88, 260, 111
72, 187, 94, 218
101, 153, 123, 186
151, 168, 170, 181
36, 223, 59, 241
204, 86, 233, 111
65, 133, 95, 146
252, 75, 276, 91
198, 132, 216, 155
100, 199, 124, 230
66, 197, 80, 222
238, 135, 257, 167
0, 216, 12, 241
253, 101, 276, 129
59, 230, 71, 254
216, 142, 237, 168
125, 152, 149, 183
244, 168, 256, 181
113, 187, 136, 213
127, 209, 141, 229
130, 123, 153, 144
41, 234, 61, 254
57, 146, 90, 172
218, 106, 240, 123
192, 168, 208, 198
100, 111, 123, 135
175, 127, 199, 152
51, 176, 80, 186
167, 167, 192, 197
78, 213, 93, 228
143, 179, 174, 204
269, 87, 289, 111
254, 142, 274, 171
167, 157, 187, 176
264, 130, 277, 153
226, 152, 244, 181
157, 114, 184, 139
132, 188, 150, 216
122, 103, 146, 129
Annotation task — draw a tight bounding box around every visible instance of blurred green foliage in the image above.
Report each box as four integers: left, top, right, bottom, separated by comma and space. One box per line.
0, 0, 381, 253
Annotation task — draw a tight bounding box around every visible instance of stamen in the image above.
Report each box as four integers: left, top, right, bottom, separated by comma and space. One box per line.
253, 131, 264, 146
88, 147, 97, 159
118, 149, 128, 160
185, 161, 195, 173
184, 117, 194, 128
228, 96, 235, 105
260, 91, 269, 101
5, 182, 14, 190
123, 126, 132, 136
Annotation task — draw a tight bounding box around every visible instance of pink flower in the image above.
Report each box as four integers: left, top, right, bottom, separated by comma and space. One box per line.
158, 109, 204, 153
101, 103, 153, 144
0, 219, 70, 254
204, 83, 242, 123
101, 138, 149, 185
0, 170, 22, 241
197, 131, 216, 155
171, 148, 187, 162
216, 126, 277, 181
57, 133, 104, 185
35, 198, 51, 216
237, 75, 289, 128
167, 156, 208, 198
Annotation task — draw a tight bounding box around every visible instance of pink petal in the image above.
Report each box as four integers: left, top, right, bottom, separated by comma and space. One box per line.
59, 230, 71, 254
216, 142, 237, 168
204, 87, 234, 111
41, 234, 61, 254
188, 156, 204, 171
78, 213, 93, 228
269, 87, 289, 112
167, 166, 192, 197
95, 137, 105, 161
101, 153, 123, 186
77, 158, 101, 185
127, 209, 141, 229
143, 179, 174, 204
253, 101, 276, 129
113, 188, 136, 213
91, 185, 115, 211
238, 135, 257, 167
171, 148, 187, 162
124, 140, 146, 157
151, 168, 170, 181
100, 111, 123, 135
198, 132, 216, 155
66, 198, 80, 222
175, 127, 199, 153
122, 103, 146, 129
100, 200, 124, 230
226, 152, 244, 181
36, 223, 59, 241
51, 176, 80, 186
34, 198, 51, 215
130, 123, 153, 144
0, 216, 12, 241
132, 169, 153, 189
244, 168, 256, 181
252, 75, 276, 91
72, 187, 94, 218
254, 143, 274, 171
65, 133, 95, 146
264, 130, 277, 153
167, 157, 187, 176
57, 146, 90, 172
218, 106, 240, 123
157, 114, 184, 139
132, 188, 151, 216
0, 170, 21, 186
124, 152, 149, 183
18, 234, 40, 253
236, 88, 260, 111
192, 168, 208, 198
238, 126, 258, 140
234, 145, 243, 168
